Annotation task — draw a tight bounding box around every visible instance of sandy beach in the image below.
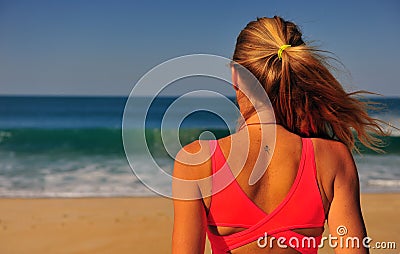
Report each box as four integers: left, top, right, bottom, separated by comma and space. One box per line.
0, 194, 398, 254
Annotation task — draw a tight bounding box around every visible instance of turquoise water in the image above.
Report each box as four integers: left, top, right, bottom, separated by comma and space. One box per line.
0, 96, 399, 197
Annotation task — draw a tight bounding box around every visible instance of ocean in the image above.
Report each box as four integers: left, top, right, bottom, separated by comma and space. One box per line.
0, 96, 399, 198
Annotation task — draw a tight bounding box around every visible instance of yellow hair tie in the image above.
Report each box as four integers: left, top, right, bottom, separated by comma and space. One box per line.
278, 44, 291, 60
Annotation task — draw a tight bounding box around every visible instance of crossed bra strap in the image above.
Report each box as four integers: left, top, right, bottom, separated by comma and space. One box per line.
206, 138, 326, 253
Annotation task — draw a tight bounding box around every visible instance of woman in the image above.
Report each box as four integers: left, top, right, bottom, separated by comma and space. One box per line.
172, 16, 385, 253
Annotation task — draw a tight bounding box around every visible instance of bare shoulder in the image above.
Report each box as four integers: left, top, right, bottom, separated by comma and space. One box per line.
311, 138, 354, 170
176, 139, 208, 159
311, 138, 358, 202
173, 139, 212, 181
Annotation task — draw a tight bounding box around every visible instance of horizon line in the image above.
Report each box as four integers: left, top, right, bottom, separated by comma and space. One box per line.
1, 94, 399, 99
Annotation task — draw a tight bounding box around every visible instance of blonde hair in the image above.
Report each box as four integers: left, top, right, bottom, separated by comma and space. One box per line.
233, 16, 387, 153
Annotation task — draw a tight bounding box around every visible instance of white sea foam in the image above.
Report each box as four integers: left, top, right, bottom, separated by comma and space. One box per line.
0, 151, 399, 198
368, 179, 400, 187
355, 154, 400, 193
371, 113, 400, 136
0, 153, 165, 198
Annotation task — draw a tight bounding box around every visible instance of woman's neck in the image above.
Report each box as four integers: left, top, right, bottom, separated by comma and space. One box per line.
244, 109, 276, 125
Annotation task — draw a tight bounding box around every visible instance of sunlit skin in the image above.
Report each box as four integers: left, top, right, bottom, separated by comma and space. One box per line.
172, 69, 369, 254
172, 16, 377, 254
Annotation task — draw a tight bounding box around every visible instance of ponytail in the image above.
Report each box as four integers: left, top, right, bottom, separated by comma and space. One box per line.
233, 16, 387, 152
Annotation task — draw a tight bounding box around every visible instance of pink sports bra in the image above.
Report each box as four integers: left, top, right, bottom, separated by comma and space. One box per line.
206, 138, 326, 253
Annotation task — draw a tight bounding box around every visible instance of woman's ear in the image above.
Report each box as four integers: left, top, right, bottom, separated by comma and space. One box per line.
231, 66, 239, 91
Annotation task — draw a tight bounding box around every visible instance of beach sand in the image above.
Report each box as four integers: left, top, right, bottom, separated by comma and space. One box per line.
0, 194, 398, 254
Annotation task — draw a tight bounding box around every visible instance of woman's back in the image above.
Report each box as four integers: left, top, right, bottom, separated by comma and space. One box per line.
204, 124, 327, 253
172, 16, 379, 254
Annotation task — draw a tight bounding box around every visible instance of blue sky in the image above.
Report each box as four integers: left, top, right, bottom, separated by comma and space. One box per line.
0, 0, 399, 96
